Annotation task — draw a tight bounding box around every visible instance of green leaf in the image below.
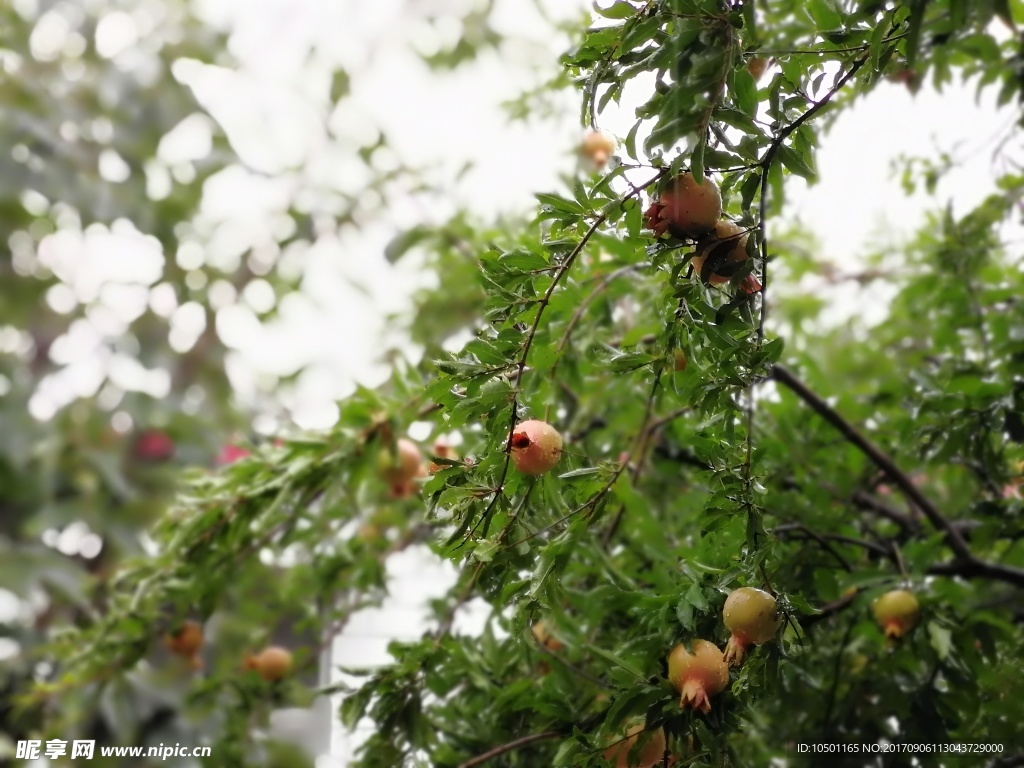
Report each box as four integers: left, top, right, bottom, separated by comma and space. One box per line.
587, 644, 646, 680
777, 144, 816, 181
928, 622, 952, 660
608, 351, 660, 373
536, 193, 584, 215
472, 539, 500, 562
558, 466, 603, 479
805, 0, 844, 30
740, 170, 762, 213
594, 1, 636, 20
731, 68, 758, 117
905, 0, 927, 69
690, 135, 706, 182
684, 581, 710, 612
384, 227, 431, 263
868, 21, 887, 75
330, 69, 351, 102
500, 249, 550, 272
624, 118, 642, 162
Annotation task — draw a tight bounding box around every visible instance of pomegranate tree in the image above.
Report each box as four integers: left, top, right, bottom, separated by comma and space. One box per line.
510, 420, 563, 475
872, 589, 920, 639
667, 639, 729, 713
722, 587, 781, 666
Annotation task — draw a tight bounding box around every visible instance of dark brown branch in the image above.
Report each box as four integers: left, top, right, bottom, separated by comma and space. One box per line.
800, 587, 862, 628
851, 489, 919, 533
771, 522, 891, 569
457, 730, 563, 768
772, 365, 1024, 588
772, 365, 969, 555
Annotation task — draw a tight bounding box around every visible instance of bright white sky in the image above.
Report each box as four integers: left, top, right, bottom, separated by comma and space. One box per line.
24, 0, 1017, 432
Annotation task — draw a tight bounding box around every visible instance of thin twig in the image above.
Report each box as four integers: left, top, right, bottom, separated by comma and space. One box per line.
770, 522, 855, 571
550, 263, 642, 381
457, 730, 564, 768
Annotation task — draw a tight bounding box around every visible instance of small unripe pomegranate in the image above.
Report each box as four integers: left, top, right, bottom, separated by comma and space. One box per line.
872, 589, 920, 640
378, 438, 424, 484
357, 523, 385, 544
581, 128, 617, 169
389, 460, 428, 499
428, 439, 459, 474
510, 420, 562, 476
603, 724, 667, 768
673, 350, 687, 372
691, 220, 761, 294
165, 620, 203, 658
531, 620, 565, 652
251, 646, 293, 681
746, 56, 768, 81
667, 640, 729, 713
644, 173, 722, 239
134, 429, 175, 461
722, 587, 781, 666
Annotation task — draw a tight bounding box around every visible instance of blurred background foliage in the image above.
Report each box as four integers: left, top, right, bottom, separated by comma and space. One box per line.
0, 0, 1023, 767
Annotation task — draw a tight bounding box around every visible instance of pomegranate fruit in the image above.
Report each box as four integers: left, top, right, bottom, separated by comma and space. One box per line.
673, 350, 687, 372
581, 128, 617, 169
872, 589, 920, 639
691, 220, 761, 294
251, 646, 293, 681
603, 724, 667, 768
378, 438, 424, 484
644, 173, 722, 239
428, 439, 458, 474
746, 56, 768, 81
389, 460, 428, 499
165, 620, 203, 658
134, 429, 175, 462
531, 620, 565, 652
510, 420, 562, 476
722, 587, 781, 666
667, 640, 729, 713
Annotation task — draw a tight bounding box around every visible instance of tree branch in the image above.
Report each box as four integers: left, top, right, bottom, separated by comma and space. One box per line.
772, 365, 969, 554
756, 56, 867, 345
800, 587, 862, 628
772, 365, 1024, 588
851, 489, 919, 533
457, 730, 564, 768
771, 522, 891, 569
